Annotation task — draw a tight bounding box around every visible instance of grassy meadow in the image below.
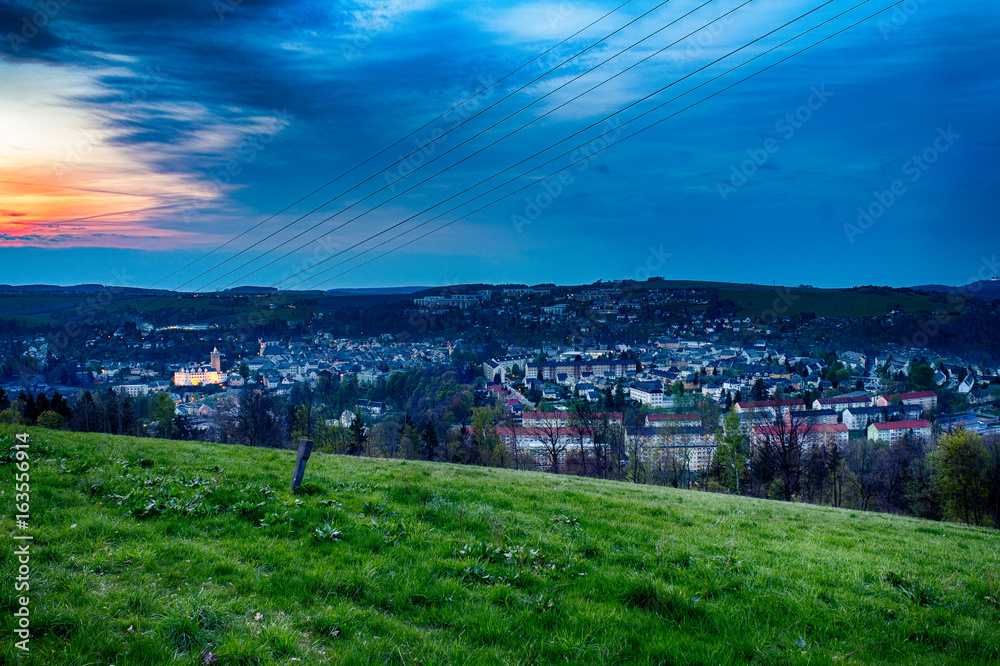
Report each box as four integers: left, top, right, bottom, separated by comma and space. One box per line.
2, 426, 999, 664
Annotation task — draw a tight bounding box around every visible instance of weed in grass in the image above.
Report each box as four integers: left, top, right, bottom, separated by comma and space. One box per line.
313, 522, 344, 542
382, 520, 408, 545
462, 564, 499, 585
362, 501, 393, 517
550, 514, 580, 526
526, 593, 558, 613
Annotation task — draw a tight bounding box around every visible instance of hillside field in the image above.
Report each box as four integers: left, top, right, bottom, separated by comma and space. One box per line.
2, 426, 999, 664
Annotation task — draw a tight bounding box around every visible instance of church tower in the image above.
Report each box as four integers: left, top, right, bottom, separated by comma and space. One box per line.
210, 347, 221, 372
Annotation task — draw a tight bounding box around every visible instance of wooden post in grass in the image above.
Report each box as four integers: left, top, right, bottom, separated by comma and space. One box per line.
291, 438, 314, 492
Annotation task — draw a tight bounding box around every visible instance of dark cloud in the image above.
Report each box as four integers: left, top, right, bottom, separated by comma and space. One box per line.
0, 0, 66, 58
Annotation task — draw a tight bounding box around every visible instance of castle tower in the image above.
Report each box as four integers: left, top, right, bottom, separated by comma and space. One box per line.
210, 347, 221, 372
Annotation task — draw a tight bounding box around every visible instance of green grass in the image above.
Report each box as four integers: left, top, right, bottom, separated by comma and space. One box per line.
2, 426, 999, 664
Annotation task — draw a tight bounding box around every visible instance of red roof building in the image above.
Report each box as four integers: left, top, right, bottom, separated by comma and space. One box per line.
876, 391, 937, 410
868, 419, 932, 442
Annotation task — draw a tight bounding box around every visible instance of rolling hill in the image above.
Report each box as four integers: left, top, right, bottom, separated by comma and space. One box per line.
2, 426, 998, 664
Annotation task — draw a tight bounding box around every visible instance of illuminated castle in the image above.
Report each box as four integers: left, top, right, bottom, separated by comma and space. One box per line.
173, 347, 224, 387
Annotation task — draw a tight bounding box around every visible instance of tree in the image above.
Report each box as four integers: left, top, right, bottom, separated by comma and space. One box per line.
613, 383, 626, 411
499, 410, 521, 470
623, 408, 647, 484
590, 412, 616, 479
50, 392, 72, 421
904, 450, 941, 521
712, 411, 749, 494
71, 391, 98, 432
400, 422, 422, 460
826, 441, 847, 508
36, 410, 64, 430
96, 389, 138, 436
348, 409, 368, 455
421, 420, 440, 461
151, 392, 176, 439
933, 429, 989, 525
532, 418, 568, 474
751, 378, 768, 401
292, 404, 321, 444
873, 432, 923, 514
239, 363, 250, 379
21, 392, 39, 425
172, 414, 195, 441
471, 407, 509, 467
751, 401, 813, 501
846, 438, 880, 511
224, 390, 287, 449
910, 363, 935, 389
569, 401, 595, 476
985, 436, 1000, 529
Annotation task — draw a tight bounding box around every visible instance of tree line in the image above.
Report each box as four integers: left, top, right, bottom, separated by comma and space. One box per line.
9, 374, 1000, 530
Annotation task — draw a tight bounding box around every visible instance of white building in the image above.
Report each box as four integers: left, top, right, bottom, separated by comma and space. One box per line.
630, 381, 665, 407
113, 384, 149, 398
867, 419, 932, 443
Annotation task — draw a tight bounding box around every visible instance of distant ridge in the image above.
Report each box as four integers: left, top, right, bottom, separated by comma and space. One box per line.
910, 279, 1000, 300
0, 284, 172, 296
323, 286, 432, 295
217, 286, 282, 295
1, 279, 996, 299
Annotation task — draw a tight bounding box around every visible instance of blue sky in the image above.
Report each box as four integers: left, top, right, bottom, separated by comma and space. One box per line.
0, 0, 997, 290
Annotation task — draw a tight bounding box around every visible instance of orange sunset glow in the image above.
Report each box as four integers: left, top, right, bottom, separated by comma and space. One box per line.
0, 61, 224, 249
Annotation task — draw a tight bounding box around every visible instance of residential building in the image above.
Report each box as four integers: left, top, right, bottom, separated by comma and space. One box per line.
791, 408, 839, 425
482, 355, 533, 383
734, 400, 804, 417
113, 384, 149, 398
752, 423, 849, 450
646, 413, 702, 428
875, 391, 937, 411
842, 404, 922, 431
812, 394, 873, 413
527, 359, 636, 381
630, 381, 665, 407
520, 412, 623, 429
867, 419, 932, 443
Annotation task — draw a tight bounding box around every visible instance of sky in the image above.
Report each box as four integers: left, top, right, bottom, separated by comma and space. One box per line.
0, 0, 997, 290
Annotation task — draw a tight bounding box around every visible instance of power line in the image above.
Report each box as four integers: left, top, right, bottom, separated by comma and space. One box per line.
204, 0, 737, 292
170, 0, 887, 332
145, 0, 670, 301
142, 0, 637, 291
309, 0, 904, 290
270, 0, 839, 290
